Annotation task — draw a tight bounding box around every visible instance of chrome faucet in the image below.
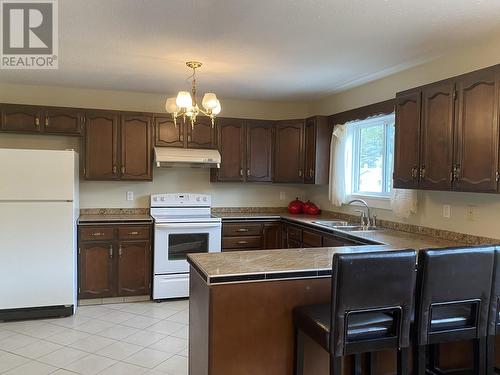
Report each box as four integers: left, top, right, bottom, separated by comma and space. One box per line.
347, 199, 375, 227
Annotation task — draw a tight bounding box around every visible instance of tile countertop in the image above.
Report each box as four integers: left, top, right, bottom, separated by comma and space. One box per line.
78, 214, 153, 224
189, 212, 462, 284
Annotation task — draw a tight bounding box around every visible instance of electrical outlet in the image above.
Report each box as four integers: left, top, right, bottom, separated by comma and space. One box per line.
126, 191, 134, 201
467, 206, 475, 221
279, 191, 286, 201
442, 205, 451, 219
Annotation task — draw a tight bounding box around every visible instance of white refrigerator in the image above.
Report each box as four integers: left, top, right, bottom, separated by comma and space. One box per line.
0, 148, 79, 319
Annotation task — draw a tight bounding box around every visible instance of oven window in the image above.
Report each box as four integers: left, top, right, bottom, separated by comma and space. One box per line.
168, 233, 209, 261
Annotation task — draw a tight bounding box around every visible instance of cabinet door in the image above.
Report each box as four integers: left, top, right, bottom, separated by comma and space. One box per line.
154, 116, 185, 147
420, 82, 455, 190
78, 242, 115, 299
304, 118, 317, 184
187, 116, 216, 149
246, 120, 273, 182
262, 222, 282, 249
214, 119, 245, 182
120, 115, 152, 180
274, 120, 304, 183
84, 112, 119, 180
454, 68, 499, 192
117, 240, 151, 296
44, 108, 83, 135
1, 104, 42, 132
393, 91, 421, 189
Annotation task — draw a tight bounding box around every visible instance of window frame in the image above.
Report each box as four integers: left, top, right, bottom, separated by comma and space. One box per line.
347, 113, 395, 205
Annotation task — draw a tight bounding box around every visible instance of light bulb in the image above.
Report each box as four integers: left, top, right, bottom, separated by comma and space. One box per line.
212, 100, 221, 115
176, 91, 192, 108
202, 93, 218, 110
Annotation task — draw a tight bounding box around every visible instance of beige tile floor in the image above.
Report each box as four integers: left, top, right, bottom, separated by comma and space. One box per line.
0, 300, 189, 374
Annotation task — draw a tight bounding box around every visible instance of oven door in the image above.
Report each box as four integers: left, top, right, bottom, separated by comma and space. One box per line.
154, 222, 221, 274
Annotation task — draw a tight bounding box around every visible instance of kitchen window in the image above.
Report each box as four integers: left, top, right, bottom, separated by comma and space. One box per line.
350, 114, 395, 197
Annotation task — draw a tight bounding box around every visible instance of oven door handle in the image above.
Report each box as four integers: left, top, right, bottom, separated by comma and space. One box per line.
155, 223, 221, 229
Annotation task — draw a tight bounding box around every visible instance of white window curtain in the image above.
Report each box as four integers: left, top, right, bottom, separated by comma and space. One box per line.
328, 123, 352, 207
390, 189, 417, 219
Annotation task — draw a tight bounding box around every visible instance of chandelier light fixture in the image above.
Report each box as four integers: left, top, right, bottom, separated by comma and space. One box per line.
165, 61, 221, 128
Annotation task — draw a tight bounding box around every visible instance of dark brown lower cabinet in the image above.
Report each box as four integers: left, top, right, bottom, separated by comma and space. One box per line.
78, 242, 114, 299
117, 240, 151, 296
263, 222, 283, 249
78, 224, 152, 299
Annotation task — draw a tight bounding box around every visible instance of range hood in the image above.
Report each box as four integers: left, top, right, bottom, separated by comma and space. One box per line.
154, 147, 221, 168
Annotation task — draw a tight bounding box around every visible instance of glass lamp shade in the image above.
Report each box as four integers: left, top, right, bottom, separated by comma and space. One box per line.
176, 91, 192, 108
202, 93, 218, 110
165, 97, 178, 113
212, 100, 221, 115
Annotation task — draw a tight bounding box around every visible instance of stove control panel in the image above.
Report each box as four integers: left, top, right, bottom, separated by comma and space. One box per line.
150, 193, 211, 207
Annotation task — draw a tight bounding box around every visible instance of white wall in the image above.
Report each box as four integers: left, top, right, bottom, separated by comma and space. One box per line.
304, 33, 500, 240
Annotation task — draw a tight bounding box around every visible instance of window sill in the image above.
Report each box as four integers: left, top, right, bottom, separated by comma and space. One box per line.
345, 194, 391, 210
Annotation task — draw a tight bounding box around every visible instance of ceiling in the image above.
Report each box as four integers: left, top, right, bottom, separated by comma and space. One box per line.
2, 0, 500, 101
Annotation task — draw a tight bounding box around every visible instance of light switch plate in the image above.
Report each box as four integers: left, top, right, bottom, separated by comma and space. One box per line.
126, 191, 134, 201
442, 204, 451, 219
279, 191, 286, 201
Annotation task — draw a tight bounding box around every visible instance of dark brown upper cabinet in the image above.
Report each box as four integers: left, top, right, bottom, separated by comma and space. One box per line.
274, 120, 304, 183
394, 63, 500, 194
154, 115, 216, 149
303, 116, 331, 185
212, 118, 246, 182
43, 108, 83, 135
120, 115, 152, 180
0, 104, 83, 136
187, 116, 217, 149
84, 112, 152, 181
212, 119, 274, 183
154, 116, 184, 147
453, 67, 499, 192
393, 90, 421, 189
84, 111, 120, 180
420, 81, 455, 191
0, 104, 42, 132
246, 120, 274, 182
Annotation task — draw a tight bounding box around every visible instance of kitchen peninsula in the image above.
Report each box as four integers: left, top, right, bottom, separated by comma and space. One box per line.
187, 218, 475, 375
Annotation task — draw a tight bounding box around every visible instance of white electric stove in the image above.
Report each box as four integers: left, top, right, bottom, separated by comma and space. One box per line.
150, 193, 221, 299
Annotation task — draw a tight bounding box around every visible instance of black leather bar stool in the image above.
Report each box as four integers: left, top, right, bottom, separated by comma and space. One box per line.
293, 249, 416, 375
487, 247, 500, 373
413, 246, 495, 375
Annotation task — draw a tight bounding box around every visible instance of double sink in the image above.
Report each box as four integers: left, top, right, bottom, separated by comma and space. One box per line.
313, 220, 382, 232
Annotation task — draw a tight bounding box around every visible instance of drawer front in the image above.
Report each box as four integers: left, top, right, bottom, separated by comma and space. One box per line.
118, 226, 151, 240
287, 226, 302, 242
302, 230, 322, 247
223, 222, 263, 237
287, 239, 302, 249
80, 226, 114, 241
223, 236, 262, 249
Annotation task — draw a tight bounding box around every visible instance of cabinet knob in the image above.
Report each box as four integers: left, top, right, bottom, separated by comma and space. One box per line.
44, 117, 49, 127
35, 116, 40, 128
113, 165, 117, 175
128, 231, 139, 235
419, 166, 426, 180
247, 169, 250, 176
236, 228, 249, 232
118, 245, 123, 257
91, 232, 104, 237
109, 245, 113, 258
237, 241, 248, 245
121, 166, 125, 174
240, 169, 243, 176
298, 170, 302, 177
